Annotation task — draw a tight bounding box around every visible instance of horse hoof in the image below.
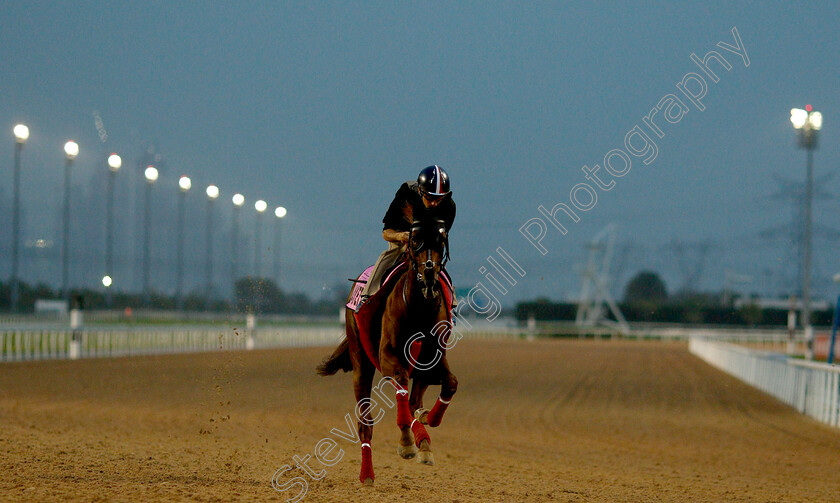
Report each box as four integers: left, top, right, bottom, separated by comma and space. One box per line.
397, 443, 417, 459
362, 477, 374, 487
414, 408, 429, 425
416, 450, 434, 466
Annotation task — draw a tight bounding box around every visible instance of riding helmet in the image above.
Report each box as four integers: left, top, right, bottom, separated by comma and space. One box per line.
417, 165, 450, 197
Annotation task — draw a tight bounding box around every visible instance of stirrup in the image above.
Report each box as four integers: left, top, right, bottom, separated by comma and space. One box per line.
355, 295, 371, 313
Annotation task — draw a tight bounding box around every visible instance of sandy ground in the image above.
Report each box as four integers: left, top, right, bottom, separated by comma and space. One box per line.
1, 338, 839, 503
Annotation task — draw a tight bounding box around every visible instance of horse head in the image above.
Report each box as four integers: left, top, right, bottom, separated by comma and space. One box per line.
408, 219, 449, 301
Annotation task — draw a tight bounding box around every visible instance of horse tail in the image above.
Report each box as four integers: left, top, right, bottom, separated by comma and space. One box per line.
316, 338, 352, 376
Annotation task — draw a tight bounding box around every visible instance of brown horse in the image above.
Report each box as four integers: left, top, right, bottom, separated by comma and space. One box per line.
316, 219, 458, 486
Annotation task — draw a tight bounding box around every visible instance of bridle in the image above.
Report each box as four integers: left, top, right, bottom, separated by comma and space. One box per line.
406, 219, 449, 301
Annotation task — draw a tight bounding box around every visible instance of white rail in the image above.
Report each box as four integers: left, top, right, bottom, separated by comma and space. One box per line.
689, 337, 840, 429
0, 326, 345, 362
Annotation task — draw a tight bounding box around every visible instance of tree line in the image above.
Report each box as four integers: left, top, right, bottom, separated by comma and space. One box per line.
0, 277, 349, 316
515, 270, 835, 327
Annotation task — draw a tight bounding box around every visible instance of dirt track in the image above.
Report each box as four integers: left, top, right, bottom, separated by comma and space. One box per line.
1, 338, 839, 502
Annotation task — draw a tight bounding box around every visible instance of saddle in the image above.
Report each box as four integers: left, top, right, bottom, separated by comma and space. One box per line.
346, 261, 454, 372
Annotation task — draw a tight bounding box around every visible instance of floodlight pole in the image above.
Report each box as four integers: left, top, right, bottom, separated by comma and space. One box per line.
175, 176, 191, 311
790, 106, 822, 335
176, 189, 186, 310
11, 136, 25, 311
205, 185, 219, 306
207, 196, 215, 302
105, 154, 121, 309
61, 141, 79, 300
142, 166, 158, 307
803, 146, 813, 330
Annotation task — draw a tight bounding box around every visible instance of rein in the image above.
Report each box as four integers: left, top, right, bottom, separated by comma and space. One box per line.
405, 220, 449, 305
408, 221, 449, 276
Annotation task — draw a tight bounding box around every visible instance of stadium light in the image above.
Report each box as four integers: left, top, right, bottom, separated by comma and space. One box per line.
231, 193, 245, 290
254, 200, 268, 277
274, 206, 287, 286
809, 112, 823, 131
142, 166, 158, 305
206, 184, 219, 200
790, 105, 823, 337
105, 153, 121, 308
14, 124, 29, 143
175, 176, 191, 311
144, 166, 159, 183
790, 108, 808, 129
205, 185, 219, 302
10, 124, 29, 311
61, 141, 79, 298
107, 153, 122, 171
64, 140, 79, 159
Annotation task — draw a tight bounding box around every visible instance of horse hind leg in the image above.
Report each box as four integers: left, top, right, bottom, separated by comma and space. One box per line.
353, 363, 376, 485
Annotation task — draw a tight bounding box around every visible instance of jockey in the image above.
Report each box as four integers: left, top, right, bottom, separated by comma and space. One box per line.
357, 165, 456, 309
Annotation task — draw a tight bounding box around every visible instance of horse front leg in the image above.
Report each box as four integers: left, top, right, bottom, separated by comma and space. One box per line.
381, 358, 436, 465
379, 351, 421, 460
425, 356, 457, 427
410, 379, 430, 424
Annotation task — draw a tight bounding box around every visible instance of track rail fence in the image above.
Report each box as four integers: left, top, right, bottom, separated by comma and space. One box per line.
0, 323, 525, 362
689, 337, 840, 429
0, 326, 348, 362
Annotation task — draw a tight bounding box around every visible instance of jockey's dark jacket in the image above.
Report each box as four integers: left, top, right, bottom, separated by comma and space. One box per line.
382, 181, 456, 233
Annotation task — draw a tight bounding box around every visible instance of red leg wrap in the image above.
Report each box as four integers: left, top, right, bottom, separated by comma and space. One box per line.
396, 390, 412, 428
411, 419, 431, 447
359, 444, 374, 483
426, 397, 450, 427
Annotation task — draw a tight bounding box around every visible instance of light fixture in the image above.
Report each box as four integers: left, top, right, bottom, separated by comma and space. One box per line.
144, 165, 159, 182
108, 153, 122, 172
13, 124, 29, 144
64, 141, 79, 159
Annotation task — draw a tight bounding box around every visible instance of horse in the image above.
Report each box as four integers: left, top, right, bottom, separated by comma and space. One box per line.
316, 218, 458, 486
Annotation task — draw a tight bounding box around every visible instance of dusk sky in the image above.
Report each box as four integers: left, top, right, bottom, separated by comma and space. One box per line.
2, 2, 839, 306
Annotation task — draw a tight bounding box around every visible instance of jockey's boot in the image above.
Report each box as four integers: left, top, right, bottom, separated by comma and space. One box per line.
354, 295, 371, 313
